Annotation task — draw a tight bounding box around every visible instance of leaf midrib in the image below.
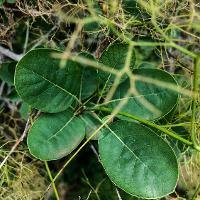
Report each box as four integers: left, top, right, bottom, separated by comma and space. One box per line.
24, 68, 79, 102
107, 126, 160, 176
101, 91, 167, 105
47, 115, 75, 141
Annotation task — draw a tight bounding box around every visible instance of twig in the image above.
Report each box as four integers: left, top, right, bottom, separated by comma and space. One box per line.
23, 20, 30, 54
86, 191, 92, 200
44, 161, 60, 200
93, 107, 193, 147
0, 81, 5, 96
191, 183, 200, 200
90, 144, 100, 161
0, 118, 30, 169
0, 53, 4, 64
116, 188, 123, 200
191, 55, 200, 151
0, 46, 23, 61
30, 25, 58, 50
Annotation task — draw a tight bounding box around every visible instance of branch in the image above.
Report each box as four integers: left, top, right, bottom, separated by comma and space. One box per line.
0, 118, 30, 169
92, 106, 194, 147
44, 161, 60, 200
191, 55, 200, 151
0, 45, 23, 61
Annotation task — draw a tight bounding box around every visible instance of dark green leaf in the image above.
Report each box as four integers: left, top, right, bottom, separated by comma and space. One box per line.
14, 48, 82, 113
7, 89, 21, 102
135, 37, 161, 66
83, 22, 101, 33
98, 43, 136, 83
19, 102, 29, 120
28, 109, 85, 160
99, 120, 178, 198
78, 52, 98, 100
0, 62, 16, 84
81, 112, 103, 140
105, 68, 179, 121
122, 0, 148, 19
82, 1, 102, 33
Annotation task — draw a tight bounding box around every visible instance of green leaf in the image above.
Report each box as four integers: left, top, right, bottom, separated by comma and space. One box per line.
0, 0, 4, 5
83, 1, 102, 33
138, 62, 156, 69
122, 0, 148, 19
0, 62, 16, 85
27, 109, 85, 160
98, 43, 136, 84
135, 37, 161, 66
83, 22, 101, 33
99, 120, 178, 199
7, 89, 21, 102
14, 48, 82, 113
19, 102, 29, 120
81, 112, 103, 140
6, 0, 15, 3
78, 52, 98, 100
105, 68, 179, 121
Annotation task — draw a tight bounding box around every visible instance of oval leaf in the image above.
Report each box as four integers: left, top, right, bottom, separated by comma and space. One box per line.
99, 121, 178, 199
105, 68, 179, 120
28, 110, 85, 160
15, 48, 81, 113
98, 43, 136, 83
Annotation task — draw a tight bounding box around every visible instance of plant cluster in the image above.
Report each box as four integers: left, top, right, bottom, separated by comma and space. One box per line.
1, 0, 200, 199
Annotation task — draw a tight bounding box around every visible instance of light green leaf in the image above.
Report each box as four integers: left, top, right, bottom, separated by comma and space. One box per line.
105, 68, 179, 120
98, 43, 136, 83
14, 48, 81, 113
27, 109, 85, 160
99, 121, 178, 199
